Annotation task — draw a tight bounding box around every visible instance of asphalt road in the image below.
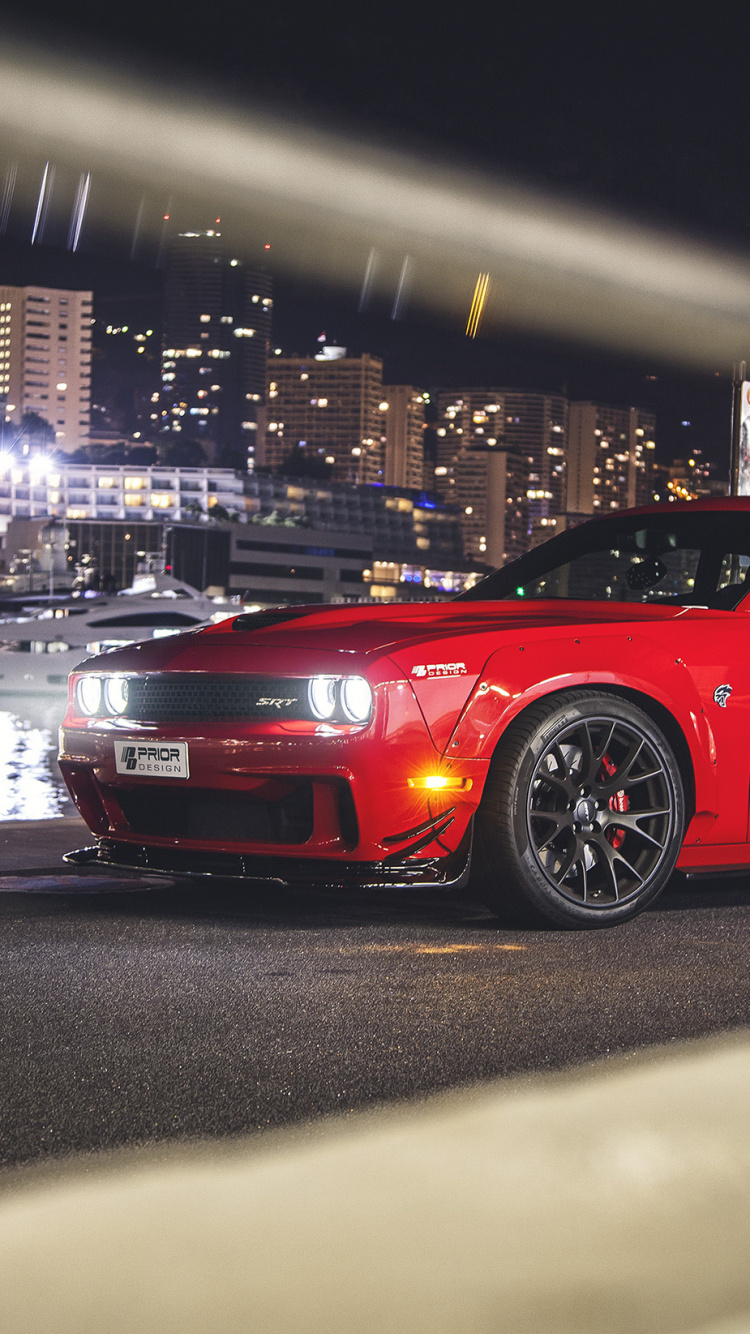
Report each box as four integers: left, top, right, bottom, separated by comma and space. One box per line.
1, 817, 750, 1172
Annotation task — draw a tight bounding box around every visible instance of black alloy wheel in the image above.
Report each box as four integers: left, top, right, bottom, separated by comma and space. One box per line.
474, 690, 686, 929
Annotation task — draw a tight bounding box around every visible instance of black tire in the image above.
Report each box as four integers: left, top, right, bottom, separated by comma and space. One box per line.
473, 690, 686, 929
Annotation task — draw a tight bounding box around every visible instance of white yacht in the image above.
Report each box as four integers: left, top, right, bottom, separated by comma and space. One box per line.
0, 569, 237, 697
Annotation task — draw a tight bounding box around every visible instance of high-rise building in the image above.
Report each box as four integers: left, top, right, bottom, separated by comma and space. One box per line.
433, 389, 567, 564
383, 385, 426, 490
264, 349, 386, 484
567, 402, 656, 514
158, 229, 272, 467
0, 285, 93, 453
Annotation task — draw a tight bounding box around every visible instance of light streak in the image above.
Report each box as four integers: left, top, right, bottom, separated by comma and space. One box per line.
391, 255, 411, 320
0, 160, 17, 235
358, 247, 378, 311
31, 160, 53, 244
67, 170, 90, 251
130, 194, 146, 260
466, 272, 490, 338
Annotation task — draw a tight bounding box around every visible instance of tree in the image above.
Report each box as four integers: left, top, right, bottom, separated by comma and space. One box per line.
19, 411, 55, 449
283, 443, 333, 480
159, 438, 208, 468
208, 503, 232, 522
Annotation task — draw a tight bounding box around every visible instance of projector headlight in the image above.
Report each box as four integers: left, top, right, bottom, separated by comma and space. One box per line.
340, 676, 372, 723
308, 675, 338, 720
104, 675, 129, 715
76, 675, 102, 716
308, 675, 373, 724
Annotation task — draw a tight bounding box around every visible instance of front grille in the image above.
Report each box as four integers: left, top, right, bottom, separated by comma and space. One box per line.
124, 674, 308, 722
115, 783, 314, 844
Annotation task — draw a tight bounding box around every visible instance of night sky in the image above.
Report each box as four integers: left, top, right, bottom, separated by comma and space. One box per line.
1, 4, 749, 468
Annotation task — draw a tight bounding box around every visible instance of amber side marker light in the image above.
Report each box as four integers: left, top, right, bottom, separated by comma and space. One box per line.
407, 776, 473, 791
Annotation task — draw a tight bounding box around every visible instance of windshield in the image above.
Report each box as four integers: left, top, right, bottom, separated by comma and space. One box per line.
458, 512, 750, 610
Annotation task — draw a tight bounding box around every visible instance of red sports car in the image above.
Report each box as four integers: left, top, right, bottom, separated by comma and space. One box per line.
60, 499, 750, 928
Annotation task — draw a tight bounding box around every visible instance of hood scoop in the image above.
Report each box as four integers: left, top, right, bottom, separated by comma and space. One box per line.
231, 608, 313, 633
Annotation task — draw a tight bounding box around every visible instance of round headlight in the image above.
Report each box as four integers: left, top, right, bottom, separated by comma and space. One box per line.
76, 675, 102, 716
104, 675, 129, 715
340, 676, 373, 723
308, 676, 338, 719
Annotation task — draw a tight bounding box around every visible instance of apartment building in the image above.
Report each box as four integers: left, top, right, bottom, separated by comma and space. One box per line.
0, 285, 92, 452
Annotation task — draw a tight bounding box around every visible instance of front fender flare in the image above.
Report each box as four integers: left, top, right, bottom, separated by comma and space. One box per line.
444, 634, 719, 825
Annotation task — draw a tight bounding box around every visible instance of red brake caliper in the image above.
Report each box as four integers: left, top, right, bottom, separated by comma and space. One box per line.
599, 753, 630, 849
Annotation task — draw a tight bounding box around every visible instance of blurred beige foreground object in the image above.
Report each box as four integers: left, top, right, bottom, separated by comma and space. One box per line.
3, 1036, 750, 1334
3, 37, 750, 369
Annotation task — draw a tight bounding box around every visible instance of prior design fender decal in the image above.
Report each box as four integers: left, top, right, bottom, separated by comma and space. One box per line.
411, 662, 467, 678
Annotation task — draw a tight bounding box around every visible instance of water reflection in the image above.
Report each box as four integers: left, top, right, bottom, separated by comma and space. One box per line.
0, 693, 75, 820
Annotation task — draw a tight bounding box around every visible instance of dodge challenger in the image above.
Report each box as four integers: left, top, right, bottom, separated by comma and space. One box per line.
60, 498, 750, 928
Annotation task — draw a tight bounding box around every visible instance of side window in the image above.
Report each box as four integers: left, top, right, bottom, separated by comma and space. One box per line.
717, 553, 750, 590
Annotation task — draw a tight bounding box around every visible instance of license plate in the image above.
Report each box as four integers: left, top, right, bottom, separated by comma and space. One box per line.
114, 740, 190, 779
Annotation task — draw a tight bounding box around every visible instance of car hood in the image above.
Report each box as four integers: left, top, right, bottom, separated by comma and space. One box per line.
203, 598, 690, 656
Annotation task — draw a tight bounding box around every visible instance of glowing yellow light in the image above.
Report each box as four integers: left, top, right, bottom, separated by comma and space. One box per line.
407, 776, 473, 791
466, 272, 490, 339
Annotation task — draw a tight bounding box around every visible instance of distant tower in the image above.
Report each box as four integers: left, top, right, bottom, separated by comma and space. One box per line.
265, 349, 386, 483
159, 228, 272, 468
433, 389, 567, 563
382, 385, 426, 490
0, 284, 93, 453
567, 402, 656, 513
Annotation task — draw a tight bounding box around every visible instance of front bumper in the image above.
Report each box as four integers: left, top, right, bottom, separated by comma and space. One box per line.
58, 673, 486, 872
64, 823, 474, 891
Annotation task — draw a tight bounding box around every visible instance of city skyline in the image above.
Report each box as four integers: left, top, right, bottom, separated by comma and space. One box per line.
0, 228, 732, 482
0, 252, 725, 574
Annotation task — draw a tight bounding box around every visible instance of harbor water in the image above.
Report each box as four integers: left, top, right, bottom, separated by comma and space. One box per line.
0, 691, 76, 821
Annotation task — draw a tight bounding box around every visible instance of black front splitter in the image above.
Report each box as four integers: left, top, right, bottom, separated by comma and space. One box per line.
64, 826, 473, 893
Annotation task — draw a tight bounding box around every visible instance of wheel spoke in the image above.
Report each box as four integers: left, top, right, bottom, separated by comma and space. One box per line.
624, 766, 664, 786
604, 737, 645, 789
545, 743, 578, 795
578, 721, 596, 785
534, 769, 571, 799
548, 837, 581, 885
605, 810, 670, 850
599, 837, 645, 890
594, 839, 621, 900
593, 720, 617, 766
579, 853, 589, 903
531, 810, 572, 851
